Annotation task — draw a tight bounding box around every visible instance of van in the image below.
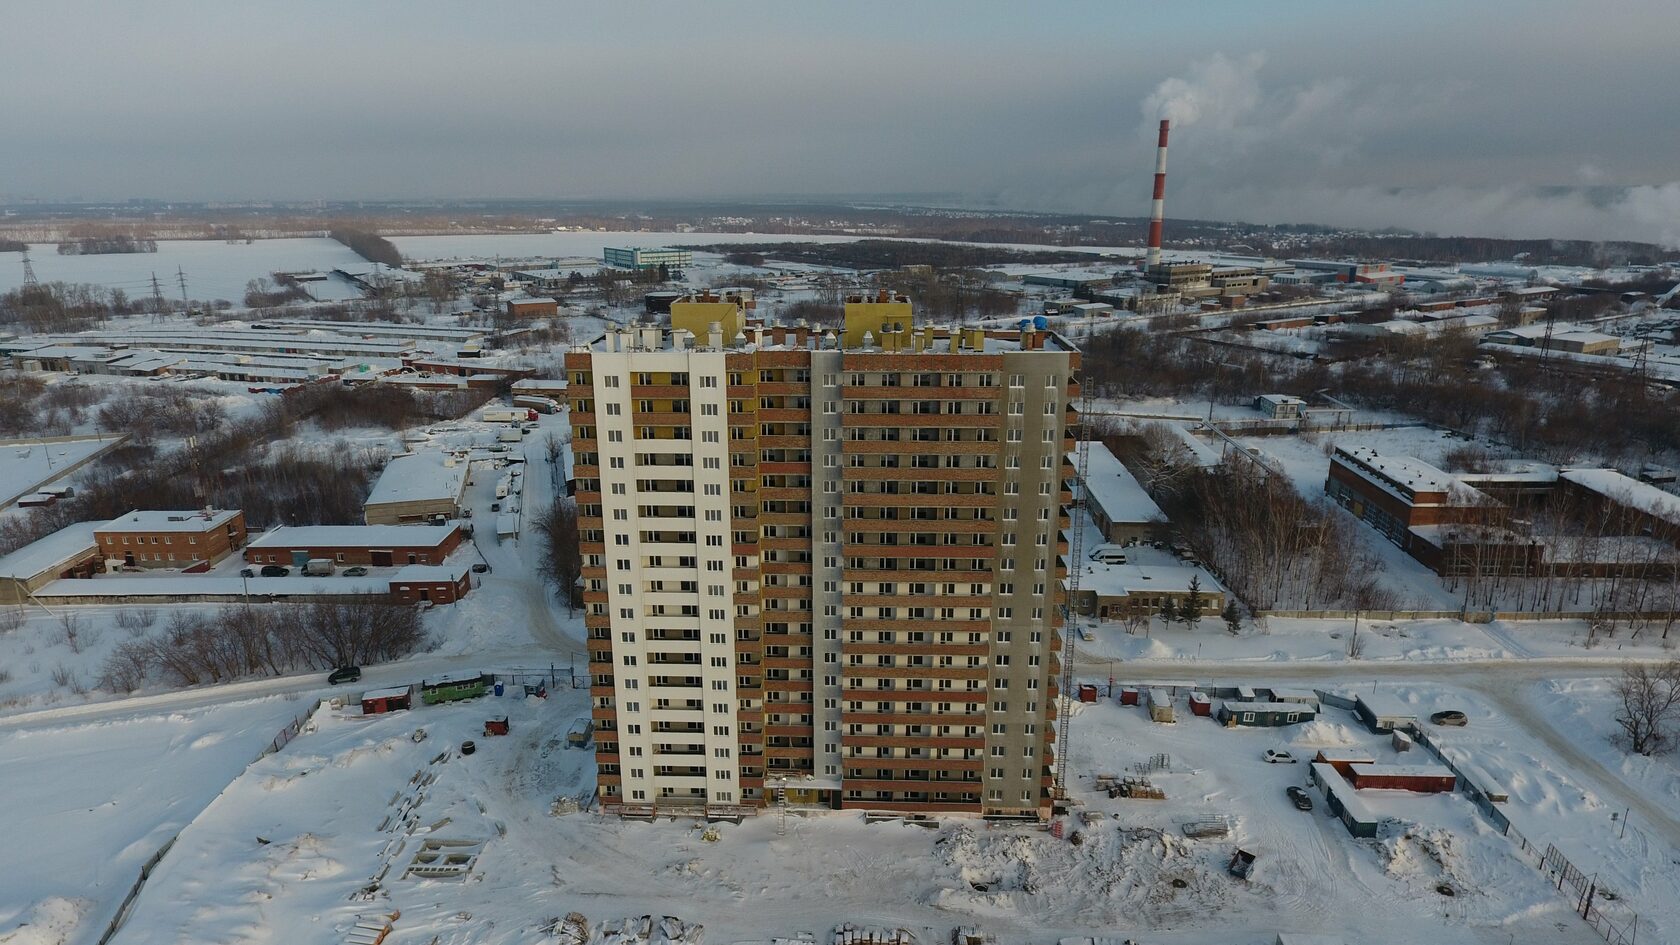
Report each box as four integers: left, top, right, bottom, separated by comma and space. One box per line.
1088, 545, 1128, 565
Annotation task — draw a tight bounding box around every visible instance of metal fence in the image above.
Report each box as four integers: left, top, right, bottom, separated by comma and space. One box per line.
1409, 724, 1641, 944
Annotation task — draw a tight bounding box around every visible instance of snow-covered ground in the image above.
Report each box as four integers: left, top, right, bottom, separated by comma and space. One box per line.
1077, 614, 1679, 666
0, 695, 316, 945
80, 686, 1623, 945
0, 239, 369, 302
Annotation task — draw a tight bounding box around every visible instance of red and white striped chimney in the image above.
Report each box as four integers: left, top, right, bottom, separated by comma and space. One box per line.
1145, 118, 1170, 271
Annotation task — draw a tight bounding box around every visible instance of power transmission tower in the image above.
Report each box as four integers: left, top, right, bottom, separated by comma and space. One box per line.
176, 266, 189, 307
20, 246, 37, 287
1054, 373, 1093, 802
150, 272, 167, 314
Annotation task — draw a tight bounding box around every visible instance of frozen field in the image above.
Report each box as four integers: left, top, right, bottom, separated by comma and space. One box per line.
0, 696, 316, 945
0, 239, 368, 302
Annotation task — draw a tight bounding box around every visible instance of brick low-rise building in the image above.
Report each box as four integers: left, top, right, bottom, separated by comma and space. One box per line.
389, 563, 472, 604
95, 509, 247, 569
244, 524, 464, 568
1325, 447, 1504, 567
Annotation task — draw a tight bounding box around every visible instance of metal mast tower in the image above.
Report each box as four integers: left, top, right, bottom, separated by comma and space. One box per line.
150, 272, 167, 314
176, 266, 189, 306
1053, 374, 1093, 800
20, 247, 38, 287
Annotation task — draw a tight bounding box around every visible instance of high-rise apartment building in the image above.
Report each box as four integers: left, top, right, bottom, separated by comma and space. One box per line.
566, 294, 1078, 819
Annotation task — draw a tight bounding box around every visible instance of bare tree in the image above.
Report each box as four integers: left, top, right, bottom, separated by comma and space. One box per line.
1614, 660, 1680, 755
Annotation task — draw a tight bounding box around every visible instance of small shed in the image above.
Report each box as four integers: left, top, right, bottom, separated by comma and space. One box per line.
1354, 693, 1417, 733
420, 672, 491, 705
1346, 763, 1456, 794
361, 685, 413, 715
1391, 730, 1413, 753
1216, 700, 1317, 728
1077, 684, 1099, 704
1312, 749, 1376, 778
1189, 692, 1212, 716
1118, 687, 1140, 706
1147, 688, 1175, 723
1310, 763, 1383, 839
1269, 688, 1320, 710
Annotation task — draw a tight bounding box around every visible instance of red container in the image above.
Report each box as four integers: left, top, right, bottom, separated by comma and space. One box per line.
1189, 692, 1212, 716
1077, 684, 1099, 704
1119, 687, 1140, 706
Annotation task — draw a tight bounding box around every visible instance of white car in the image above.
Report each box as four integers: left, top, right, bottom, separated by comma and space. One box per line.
1263, 749, 1297, 764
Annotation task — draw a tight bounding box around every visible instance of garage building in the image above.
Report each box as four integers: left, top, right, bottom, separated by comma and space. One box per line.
245, 524, 464, 567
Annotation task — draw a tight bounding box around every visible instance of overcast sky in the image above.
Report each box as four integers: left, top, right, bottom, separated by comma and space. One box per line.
6, 0, 1680, 245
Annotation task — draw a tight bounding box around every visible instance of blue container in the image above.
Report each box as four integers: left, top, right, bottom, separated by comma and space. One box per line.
1034, 314, 1050, 330
493, 680, 505, 697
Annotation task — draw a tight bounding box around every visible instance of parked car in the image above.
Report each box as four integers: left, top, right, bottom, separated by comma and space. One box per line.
471, 563, 490, 573
1286, 786, 1314, 811
260, 565, 289, 577
1430, 710, 1469, 727
490, 502, 501, 512
327, 666, 361, 685
1263, 749, 1297, 764
343, 566, 369, 577
240, 567, 255, 578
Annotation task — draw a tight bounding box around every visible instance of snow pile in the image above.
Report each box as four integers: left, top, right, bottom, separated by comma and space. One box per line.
1291, 719, 1366, 748
926, 824, 1236, 926
1376, 824, 1474, 895
599, 915, 704, 945
0, 898, 91, 945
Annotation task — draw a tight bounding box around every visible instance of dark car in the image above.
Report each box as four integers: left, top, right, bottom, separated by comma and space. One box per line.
1286, 786, 1314, 811
343, 566, 369, 577
327, 666, 362, 685
240, 567, 255, 578
260, 565, 289, 577
1431, 710, 1469, 727
471, 562, 490, 574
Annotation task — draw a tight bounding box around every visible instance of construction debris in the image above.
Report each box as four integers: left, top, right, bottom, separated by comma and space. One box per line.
833, 923, 916, 945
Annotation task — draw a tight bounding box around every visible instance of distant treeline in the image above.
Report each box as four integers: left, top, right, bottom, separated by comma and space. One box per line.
694, 239, 1095, 271
330, 227, 404, 267
57, 235, 157, 255
0, 238, 25, 253
1253, 234, 1669, 269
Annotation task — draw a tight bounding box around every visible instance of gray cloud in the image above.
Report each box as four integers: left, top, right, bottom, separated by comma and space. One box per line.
4, 1, 1679, 246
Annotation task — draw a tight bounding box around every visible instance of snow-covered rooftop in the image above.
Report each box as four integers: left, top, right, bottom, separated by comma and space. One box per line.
0, 521, 101, 579
1560, 468, 1680, 526
98, 509, 241, 534
1073, 443, 1165, 526
247, 524, 459, 549
360, 686, 413, 700
392, 562, 470, 582
365, 452, 468, 507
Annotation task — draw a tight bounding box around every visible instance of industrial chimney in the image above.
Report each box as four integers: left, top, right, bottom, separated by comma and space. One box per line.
1145, 119, 1170, 271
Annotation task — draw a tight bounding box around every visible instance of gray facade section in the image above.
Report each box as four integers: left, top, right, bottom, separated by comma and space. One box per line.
811, 349, 845, 786
984, 350, 1071, 812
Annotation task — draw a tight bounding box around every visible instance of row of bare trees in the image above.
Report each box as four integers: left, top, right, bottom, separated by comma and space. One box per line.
1080, 324, 1679, 467
98, 598, 428, 692
1110, 421, 1400, 612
